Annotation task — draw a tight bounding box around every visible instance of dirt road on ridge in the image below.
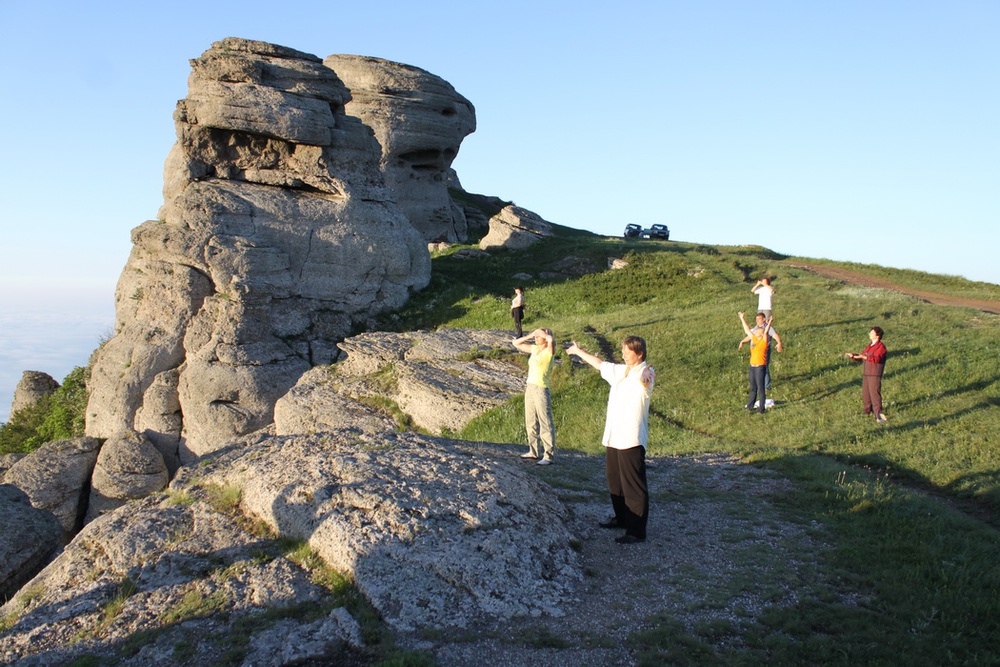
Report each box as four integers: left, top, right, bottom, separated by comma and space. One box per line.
786, 262, 1000, 315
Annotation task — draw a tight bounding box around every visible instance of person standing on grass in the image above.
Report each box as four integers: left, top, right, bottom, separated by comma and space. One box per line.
566, 336, 655, 545
739, 311, 783, 394
511, 328, 556, 465
510, 286, 525, 337
739, 311, 772, 413
845, 326, 888, 423
752, 277, 775, 318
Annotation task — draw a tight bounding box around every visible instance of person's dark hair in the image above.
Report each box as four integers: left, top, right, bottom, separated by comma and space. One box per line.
872, 326, 884, 339
622, 336, 647, 362
515, 286, 524, 293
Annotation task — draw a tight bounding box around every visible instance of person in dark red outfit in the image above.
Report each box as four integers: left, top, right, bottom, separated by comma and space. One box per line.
845, 326, 888, 422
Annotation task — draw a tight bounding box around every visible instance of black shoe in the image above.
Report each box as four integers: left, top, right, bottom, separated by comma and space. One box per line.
598, 518, 621, 529
615, 534, 646, 545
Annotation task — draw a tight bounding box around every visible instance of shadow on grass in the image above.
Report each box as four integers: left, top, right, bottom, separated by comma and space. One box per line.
788, 317, 874, 331
890, 378, 1000, 411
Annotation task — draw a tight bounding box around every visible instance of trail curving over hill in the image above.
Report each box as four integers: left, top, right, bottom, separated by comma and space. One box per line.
787, 262, 1000, 315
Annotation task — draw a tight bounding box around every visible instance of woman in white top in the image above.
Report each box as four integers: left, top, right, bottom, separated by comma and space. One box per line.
752, 277, 774, 318
566, 336, 655, 544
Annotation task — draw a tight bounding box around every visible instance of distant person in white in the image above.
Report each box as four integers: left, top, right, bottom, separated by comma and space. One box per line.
566, 336, 655, 545
752, 277, 775, 319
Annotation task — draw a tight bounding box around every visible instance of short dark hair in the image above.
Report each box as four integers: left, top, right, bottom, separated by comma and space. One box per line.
872, 326, 884, 339
622, 336, 647, 362
755, 311, 766, 319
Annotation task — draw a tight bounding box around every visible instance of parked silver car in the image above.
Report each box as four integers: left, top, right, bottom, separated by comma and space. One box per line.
643, 224, 670, 240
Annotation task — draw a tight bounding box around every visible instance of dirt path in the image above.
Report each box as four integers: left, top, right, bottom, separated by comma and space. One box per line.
408, 449, 837, 666
787, 262, 1000, 314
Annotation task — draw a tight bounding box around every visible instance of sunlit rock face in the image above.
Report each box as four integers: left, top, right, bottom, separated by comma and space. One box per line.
325, 54, 477, 244
85, 38, 432, 461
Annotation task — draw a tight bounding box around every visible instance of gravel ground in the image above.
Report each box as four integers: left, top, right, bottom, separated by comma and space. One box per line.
397, 447, 834, 666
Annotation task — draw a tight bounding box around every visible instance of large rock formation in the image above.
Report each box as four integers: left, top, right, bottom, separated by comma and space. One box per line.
0, 430, 581, 664
325, 54, 476, 244
9, 371, 59, 416
85, 38, 441, 462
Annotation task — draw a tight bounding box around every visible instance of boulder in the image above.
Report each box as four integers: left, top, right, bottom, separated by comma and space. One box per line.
325, 54, 476, 244
3, 437, 101, 533
85, 38, 433, 459
87, 433, 169, 522
9, 371, 59, 416
273, 367, 397, 436
0, 484, 63, 602
0, 430, 580, 663
193, 430, 581, 631
0, 490, 357, 666
322, 328, 523, 435
479, 204, 554, 250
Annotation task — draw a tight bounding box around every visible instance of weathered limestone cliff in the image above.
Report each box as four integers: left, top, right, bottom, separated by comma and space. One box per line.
1, 39, 592, 666
0, 429, 581, 665
84, 38, 459, 462
325, 54, 476, 244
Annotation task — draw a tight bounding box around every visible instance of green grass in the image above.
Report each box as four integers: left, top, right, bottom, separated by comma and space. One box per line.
385, 230, 1000, 664
4, 223, 997, 663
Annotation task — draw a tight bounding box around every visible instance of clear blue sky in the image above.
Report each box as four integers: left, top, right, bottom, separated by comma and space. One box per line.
0, 1, 997, 417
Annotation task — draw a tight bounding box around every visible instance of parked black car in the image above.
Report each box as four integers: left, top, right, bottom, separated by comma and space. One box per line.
644, 224, 670, 240
623, 223, 642, 238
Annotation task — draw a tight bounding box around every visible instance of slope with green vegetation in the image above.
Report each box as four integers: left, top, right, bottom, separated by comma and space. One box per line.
0, 366, 90, 454
379, 227, 1000, 665
4, 224, 997, 664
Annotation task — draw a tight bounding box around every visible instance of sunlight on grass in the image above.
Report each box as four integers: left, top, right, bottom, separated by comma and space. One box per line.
399, 230, 1000, 663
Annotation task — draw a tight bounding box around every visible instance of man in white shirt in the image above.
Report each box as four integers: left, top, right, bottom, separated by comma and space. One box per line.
567, 336, 655, 544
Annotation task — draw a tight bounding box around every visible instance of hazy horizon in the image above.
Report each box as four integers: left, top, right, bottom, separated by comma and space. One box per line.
0, 289, 113, 423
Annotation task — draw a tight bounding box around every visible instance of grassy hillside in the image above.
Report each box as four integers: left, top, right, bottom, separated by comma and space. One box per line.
379, 228, 1000, 664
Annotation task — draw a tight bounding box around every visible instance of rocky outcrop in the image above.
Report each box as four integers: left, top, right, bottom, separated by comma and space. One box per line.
87, 433, 169, 521
291, 328, 524, 435
325, 54, 476, 244
10, 371, 59, 416
0, 484, 63, 602
2, 437, 101, 534
85, 38, 433, 462
0, 479, 361, 666
479, 204, 554, 250
0, 429, 581, 664
0, 453, 25, 476
273, 366, 397, 436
